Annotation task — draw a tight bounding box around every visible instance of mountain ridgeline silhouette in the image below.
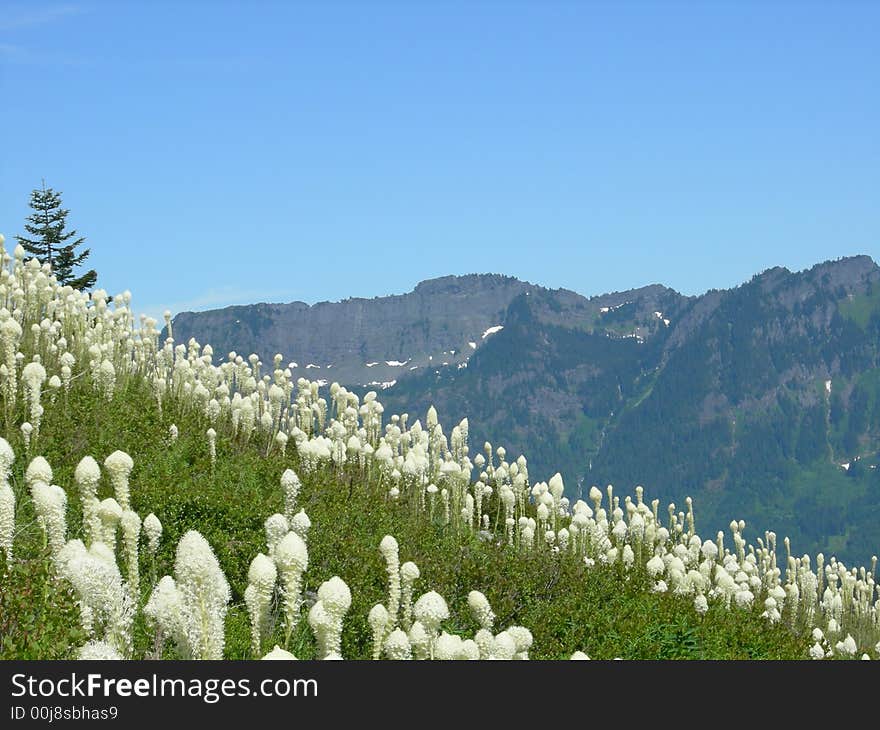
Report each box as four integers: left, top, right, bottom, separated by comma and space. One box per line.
169, 256, 880, 563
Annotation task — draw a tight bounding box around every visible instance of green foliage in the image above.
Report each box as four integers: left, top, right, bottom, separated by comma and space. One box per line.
1, 372, 810, 660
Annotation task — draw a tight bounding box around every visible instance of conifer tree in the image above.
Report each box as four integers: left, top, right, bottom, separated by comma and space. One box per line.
15, 181, 97, 290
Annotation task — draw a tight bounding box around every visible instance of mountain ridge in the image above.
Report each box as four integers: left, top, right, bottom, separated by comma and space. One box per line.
170, 254, 880, 562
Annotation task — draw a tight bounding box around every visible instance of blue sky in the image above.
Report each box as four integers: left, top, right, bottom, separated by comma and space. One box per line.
0, 1, 877, 321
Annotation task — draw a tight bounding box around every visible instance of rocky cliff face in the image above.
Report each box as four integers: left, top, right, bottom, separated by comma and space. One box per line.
169, 274, 539, 388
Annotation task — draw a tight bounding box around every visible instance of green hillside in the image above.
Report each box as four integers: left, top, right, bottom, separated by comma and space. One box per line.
0, 244, 876, 661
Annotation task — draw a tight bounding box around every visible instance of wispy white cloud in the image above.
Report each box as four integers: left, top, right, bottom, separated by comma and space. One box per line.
0, 4, 86, 31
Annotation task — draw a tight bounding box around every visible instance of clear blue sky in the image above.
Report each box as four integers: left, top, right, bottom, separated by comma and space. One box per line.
1, 1, 877, 322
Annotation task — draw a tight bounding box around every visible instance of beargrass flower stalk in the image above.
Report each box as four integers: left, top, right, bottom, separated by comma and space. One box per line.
104, 450, 134, 511
490, 630, 517, 660
407, 621, 430, 660
0, 479, 13, 561
426, 483, 438, 522
290, 509, 311, 540
399, 560, 420, 630
143, 513, 162, 556
120, 509, 141, 601
380, 535, 401, 626
22, 360, 46, 437
307, 600, 335, 658
412, 590, 448, 660
57, 539, 133, 657
31, 482, 67, 557
0, 438, 14, 561
262, 645, 297, 660
383, 628, 412, 659
467, 590, 495, 631
280, 468, 301, 524
369, 603, 390, 659
77, 640, 124, 660
506, 625, 533, 659
0, 313, 22, 412
169, 424, 178, 442
264, 513, 289, 557
274, 530, 309, 643
97, 497, 122, 549
144, 575, 187, 659
20, 422, 32, 454
74, 456, 102, 546
833, 634, 857, 658
245, 552, 277, 657
206, 428, 216, 467
173, 530, 231, 660
96, 359, 116, 400
317, 576, 351, 657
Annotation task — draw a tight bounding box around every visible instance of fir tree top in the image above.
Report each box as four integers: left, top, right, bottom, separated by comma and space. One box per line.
15, 181, 97, 290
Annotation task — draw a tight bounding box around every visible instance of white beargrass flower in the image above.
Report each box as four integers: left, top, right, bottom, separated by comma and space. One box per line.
119, 509, 141, 600
317, 576, 351, 657
169, 424, 178, 442
652, 580, 668, 594
97, 359, 116, 400
104, 450, 134, 510
474, 628, 495, 659
507, 626, 533, 659
74, 456, 102, 546
647, 554, 665, 577
434, 631, 463, 660
264, 513, 289, 557
96, 497, 123, 548
280, 469, 301, 524
380, 535, 401, 626
413, 590, 449, 659
369, 603, 390, 659
0, 480, 13, 561
383, 628, 412, 660
32, 482, 67, 557
274, 530, 309, 639
570, 651, 591, 660
25, 455, 52, 487
0, 437, 14, 479
694, 594, 709, 616
262, 645, 297, 660
399, 560, 420, 630
734, 589, 754, 610
58, 539, 133, 657
143, 513, 162, 556
245, 552, 277, 657
307, 599, 334, 658
408, 621, 431, 660
835, 634, 857, 658
22, 360, 46, 435
467, 590, 495, 630
809, 642, 825, 660
491, 630, 517, 660
144, 576, 186, 657
169, 531, 231, 659
206, 427, 216, 466
77, 640, 124, 660
290, 509, 311, 540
